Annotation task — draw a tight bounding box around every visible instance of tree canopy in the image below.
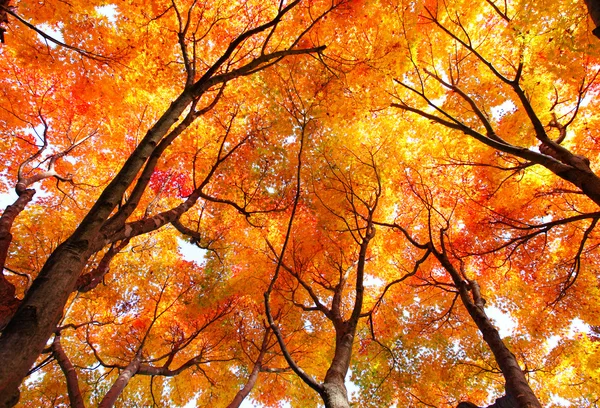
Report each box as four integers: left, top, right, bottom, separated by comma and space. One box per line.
0, 0, 599, 407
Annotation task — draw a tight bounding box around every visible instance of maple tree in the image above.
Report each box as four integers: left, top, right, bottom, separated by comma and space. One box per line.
1, 0, 600, 407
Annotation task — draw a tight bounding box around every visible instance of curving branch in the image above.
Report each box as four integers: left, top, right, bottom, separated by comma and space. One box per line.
1, 5, 112, 60
51, 333, 85, 408
378, 188, 542, 408
395, 4, 600, 207
263, 116, 323, 394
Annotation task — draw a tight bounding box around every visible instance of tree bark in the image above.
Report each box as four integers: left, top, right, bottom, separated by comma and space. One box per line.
466, 310, 538, 408
98, 353, 141, 408
51, 333, 85, 408
458, 394, 518, 408
435, 250, 541, 408
0, 91, 195, 408
226, 330, 270, 408
322, 381, 350, 408
585, 0, 600, 38
320, 325, 354, 408
0, 189, 34, 329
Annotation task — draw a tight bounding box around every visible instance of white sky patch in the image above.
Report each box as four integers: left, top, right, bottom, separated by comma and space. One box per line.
568, 317, 590, 336
304, 319, 314, 333
37, 23, 64, 47
177, 237, 208, 264
0, 187, 52, 209
428, 94, 448, 110
545, 335, 561, 351
283, 135, 296, 145
95, 4, 119, 23
364, 273, 385, 288
490, 100, 516, 121
551, 394, 573, 407
485, 305, 517, 338
0, 191, 18, 209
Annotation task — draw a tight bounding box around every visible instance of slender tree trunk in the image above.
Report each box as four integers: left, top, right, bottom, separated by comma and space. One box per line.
435, 250, 541, 408
51, 333, 85, 408
226, 364, 261, 408
226, 330, 270, 408
98, 353, 141, 408
463, 299, 539, 408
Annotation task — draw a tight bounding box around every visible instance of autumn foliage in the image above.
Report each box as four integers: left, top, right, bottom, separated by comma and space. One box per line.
0, 0, 599, 407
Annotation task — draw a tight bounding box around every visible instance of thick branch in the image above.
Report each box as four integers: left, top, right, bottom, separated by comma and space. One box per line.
226, 329, 270, 408
98, 352, 142, 408
51, 333, 85, 408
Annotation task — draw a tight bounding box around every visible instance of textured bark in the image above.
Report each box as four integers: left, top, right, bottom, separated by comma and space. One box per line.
322, 381, 350, 408
98, 353, 141, 408
321, 328, 353, 408
0, 189, 34, 329
435, 250, 541, 408
0, 92, 194, 408
457, 394, 518, 408
51, 334, 85, 408
585, 0, 600, 38
0, 241, 93, 407
76, 239, 130, 292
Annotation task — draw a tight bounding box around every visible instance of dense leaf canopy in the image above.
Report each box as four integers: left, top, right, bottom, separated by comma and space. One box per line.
0, 0, 599, 407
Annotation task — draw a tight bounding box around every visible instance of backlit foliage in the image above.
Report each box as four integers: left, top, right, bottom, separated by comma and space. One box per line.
1, 0, 599, 407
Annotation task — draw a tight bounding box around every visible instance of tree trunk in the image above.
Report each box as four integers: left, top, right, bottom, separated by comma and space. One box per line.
585, 0, 600, 38
0, 189, 35, 329
320, 327, 354, 408
0, 93, 194, 408
98, 353, 141, 408
51, 334, 85, 408
226, 364, 261, 408
466, 305, 539, 408
436, 250, 541, 408
322, 381, 350, 408
457, 394, 518, 408
226, 330, 269, 408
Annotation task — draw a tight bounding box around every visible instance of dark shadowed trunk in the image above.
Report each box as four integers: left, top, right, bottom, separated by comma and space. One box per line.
585, 0, 600, 37
434, 249, 542, 408
0, 9, 326, 400
458, 394, 518, 408
0, 189, 35, 329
